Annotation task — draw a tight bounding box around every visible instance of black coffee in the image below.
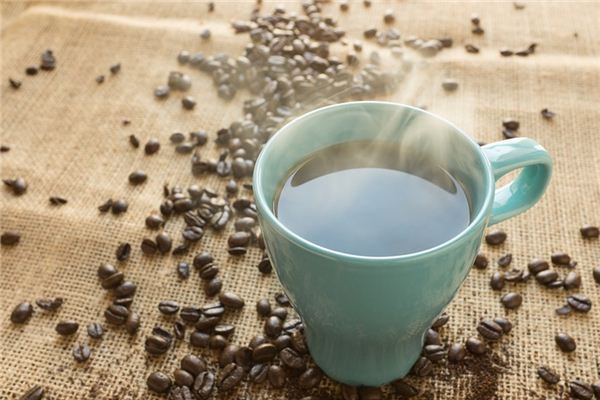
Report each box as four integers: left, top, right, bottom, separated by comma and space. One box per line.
274, 141, 471, 256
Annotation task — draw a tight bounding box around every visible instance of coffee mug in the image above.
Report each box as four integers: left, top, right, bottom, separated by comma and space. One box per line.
253, 101, 552, 386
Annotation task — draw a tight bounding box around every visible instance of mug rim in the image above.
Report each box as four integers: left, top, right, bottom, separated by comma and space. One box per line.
253, 101, 495, 262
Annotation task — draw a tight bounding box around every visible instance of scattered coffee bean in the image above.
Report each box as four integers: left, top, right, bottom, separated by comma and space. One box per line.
555, 305, 572, 316
570, 380, 594, 400
218, 363, 244, 391
98, 263, 117, 279
497, 253, 512, 267
9, 78, 21, 89
180, 306, 202, 323
72, 343, 91, 362
105, 304, 129, 325
537, 366, 560, 384
264, 316, 283, 338
465, 44, 479, 53
111, 199, 128, 214
540, 108, 556, 120
256, 298, 271, 317
249, 363, 268, 383
494, 317, 513, 333
425, 328, 442, 346
485, 229, 507, 245
477, 319, 503, 341
147, 371, 172, 393
593, 267, 600, 284
101, 271, 124, 289
25, 66, 38, 75
551, 252, 571, 265
145, 333, 172, 355
128, 170, 147, 185
40, 49, 56, 70
155, 232, 172, 254
125, 312, 140, 335
274, 292, 290, 306
56, 320, 79, 336
3, 177, 27, 195
182, 96, 196, 110
35, 297, 63, 311
158, 300, 180, 315
501, 292, 523, 309
114, 280, 136, 297
180, 354, 206, 376
176, 262, 190, 279
1, 231, 21, 246
591, 382, 600, 398
95, 75, 105, 84
115, 242, 131, 262
555, 332, 576, 352
193, 371, 215, 398
528, 258, 549, 274
257, 256, 272, 274
19, 385, 44, 400
87, 322, 104, 339
441, 78, 459, 92
109, 63, 121, 74
535, 269, 558, 285
129, 134, 140, 149
298, 367, 323, 389
49, 196, 67, 205
580, 224, 599, 239
563, 271, 582, 290
219, 292, 245, 309
268, 365, 285, 388
567, 294, 592, 313
466, 337, 487, 355
154, 85, 170, 99
145, 138, 160, 155
174, 369, 195, 387
490, 271, 505, 290
0, 145, 10, 152
204, 277, 222, 297
423, 344, 446, 361
431, 313, 449, 330
447, 342, 466, 362
11, 302, 33, 323
190, 331, 210, 347
145, 214, 164, 230
411, 356, 433, 377
383, 9, 395, 24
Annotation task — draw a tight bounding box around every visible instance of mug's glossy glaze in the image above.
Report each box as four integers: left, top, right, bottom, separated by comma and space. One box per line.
253, 102, 552, 386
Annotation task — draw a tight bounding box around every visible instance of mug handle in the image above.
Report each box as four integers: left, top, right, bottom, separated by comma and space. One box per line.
481, 138, 552, 226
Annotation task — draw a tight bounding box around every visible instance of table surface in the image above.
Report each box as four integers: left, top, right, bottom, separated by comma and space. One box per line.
1, 1, 599, 399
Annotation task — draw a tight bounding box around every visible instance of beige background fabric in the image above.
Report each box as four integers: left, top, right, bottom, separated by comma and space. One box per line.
1, 1, 599, 399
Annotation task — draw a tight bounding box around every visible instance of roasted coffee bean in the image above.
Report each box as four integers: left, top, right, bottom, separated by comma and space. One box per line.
102, 271, 124, 289
423, 344, 446, 361
147, 371, 172, 393
87, 322, 104, 339
3, 177, 27, 195
539, 108, 556, 120
441, 79, 459, 92
551, 252, 571, 265
192, 371, 215, 399
528, 258, 549, 274
280, 347, 305, 370
227, 231, 251, 248
298, 367, 323, 389
19, 385, 44, 400
235, 346, 253, 369
537, 366, 560, 384
1, 231, 21, 246
113, 297, 133, 308
392, 379, 418, 397
145, 334, 171, 355
264, 316, 283, 338
564, 271, 582, 290
160, 200, 174, 217
555, 305, 572, 316
271, 307, 288, 320
257, 257, 272, 274
555, 332, 576, 352
591, 382, 600, 398
253, 343, 277, 363
168, 386, 194, 400
567, 294, 592, 313
145, 138, 160, 155
72, 343, 91, 362
490, 271, 505, 290
111, 199, 128, 214
485, 229, 507, 245
105, 304, 129, 325
234, 217, 256, 232
176, 143, 195, 154
129, 134, 140, 148
477, 319, 503, 341
500, 48, 514, 56
173, 320, 186, 339
225, 180, 238, 195
109, 63, 121, 74
9, 78, 21, 89
497, 254, 512, 267
466, 337, 487, 355
203, 277, 222, 297
128, 170, 147, 185
182, 96, 196, 110
152, 326, 173, 340
198, 264, 219, 280
11, 302, 33, 323
268, 365, 285, 388
502, 129, 517, 139
180, 307, 202, 323
125, 312, 140, 335
202, 303, 225, 318
24, 66, 38, 76
570, 380, 593, 400
290, 331, 308, 354
219, 292, 245, 309
425, 328, 442, 346
274, 293, 290, 306
209, 334, 228, 350
174, 198, 193, 213
502, 118, 520, 131
501, 292, 523, 309
49, 196, 67, 205
594, 267, 600, 284
39, 49, 56, 70
431, 313, 449, 330
155, 232, 172, 254
56, 320, 79, 336
248, 335, 268, 350
98, 199, 113, 212
177, 262, 190, 279
170, 132, 186, 144
174, 369, 195, 387
114, 281, 136, 298
580, 225, 599, 239
548, 279, 564, 289
494, 317, 512, 333
193, 252, 214, 269
154, 85, 169, 99
274, 334, 292, 351
256, 298, 271, 317
35, 297, 63, 311
115, 242, 131, 261
249, 363, 269, 383
218, 363, 244, 391
180, 354, 206, 376
473, 253, 488, 269
182, 226, 204, 242
447, 342, 466, 362
190, 331, 210, 347
95, 75, 105, 84
411, 356, 433, 377
535, 269, 558, 285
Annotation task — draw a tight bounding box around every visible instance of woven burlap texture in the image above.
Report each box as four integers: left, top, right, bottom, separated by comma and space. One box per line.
1, 1, 599, 399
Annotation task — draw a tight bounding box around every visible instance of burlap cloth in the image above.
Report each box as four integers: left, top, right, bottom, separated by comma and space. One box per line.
1, 1, 599, 399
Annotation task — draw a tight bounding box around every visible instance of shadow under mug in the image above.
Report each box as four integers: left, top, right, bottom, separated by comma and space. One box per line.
253, 101, 552, 386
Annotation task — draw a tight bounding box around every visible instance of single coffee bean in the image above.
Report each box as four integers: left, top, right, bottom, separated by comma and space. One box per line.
114, 281, 136, 298
570, 380, 593, 400
36, 297, 63, 311
204, 277, 222, 297
193, 371, 215, 398
477, 319, 503, 341
101, 271, 124, 289
501, 292, 523, 309
555, 332, 576, 352
105, 304, 129, 325
235, 346, 253, 370
218, 363, 244, 391
256, 298, 271, 317
555, 305, 572, 316
591, 382, 600, 398
274, 293, 290, 306
8, 78, 21, 89
145, 334, 171, 355
182, 96, 196, 110
177, 262, 190, 279
109, 63, 121, 74
227, 231, 251, 247
145, 138, 160, 155
111, 199, 128, 214
160, 200, 173, 217
98, 263, 117, 279
173, 320, 186, 339
169, 386, 194, 400
425, 328, 442, 346
208, 334, 228, 350
115, 242, 131, 261
225, 180, 238, 195
19, 385, 44, 400
299, 367, 323, 389
219, 344, 239, 367
502, 118, 520, 131
249, 363, 269, 383
257, 257, 272, 274
49, 196, 67, 205
567, 294, 592, 313
551, 252, 571, 265
3, 177, 28, 195
113, 297, 133, 308
128, 170, 147, 185
56, 320, 79, 335
536, 269, 558, 285
528, 258, 550, 274
466, 337, 487, 355
494, 317, 513, 333
125, 312, 140, 335
129, 134, 140, 148
154, 85, 169, 99
431, 313, 449, 330
447, 342, 466, 362
485, 229, 507, 245
1, 231, 21, 246
537, 366, 560, 384
268, 365, 286, 388
11, 302, 33, 323
180, 307, 202, 323
280, 347, 305, 369
490, 271, 505, 290
497, 253, 512, 267
147, 371, 172, 393
98, 199, 113, 213
253, 343, 277, 363
441, 78, 459, 92
219, 292, 245, 309
423, 344, 446, 361
540, 108, 556, 119
193, 252, 214, 269
181, 354, 206, 376
580, 225, 599, 239
170, 132, 186, 144
264, 316, 283, 338
411, 356, 433, 377
465, 44, 480, 53
548, 279, 564, 289
190, 331, 210, 347
72, 343, 91, 362
174, 369, 195, 387
202, 304, 224, 318
594, 267, 600, 284
155, 232, 172, 254
87, 322, 104, 339
213, 324, 235, 337
270, 307, 287, 321
564, 271, 582, 290
95, 75, 105, 84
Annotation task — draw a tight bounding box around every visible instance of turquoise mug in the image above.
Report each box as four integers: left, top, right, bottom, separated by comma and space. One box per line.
253, 101, 552, 386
